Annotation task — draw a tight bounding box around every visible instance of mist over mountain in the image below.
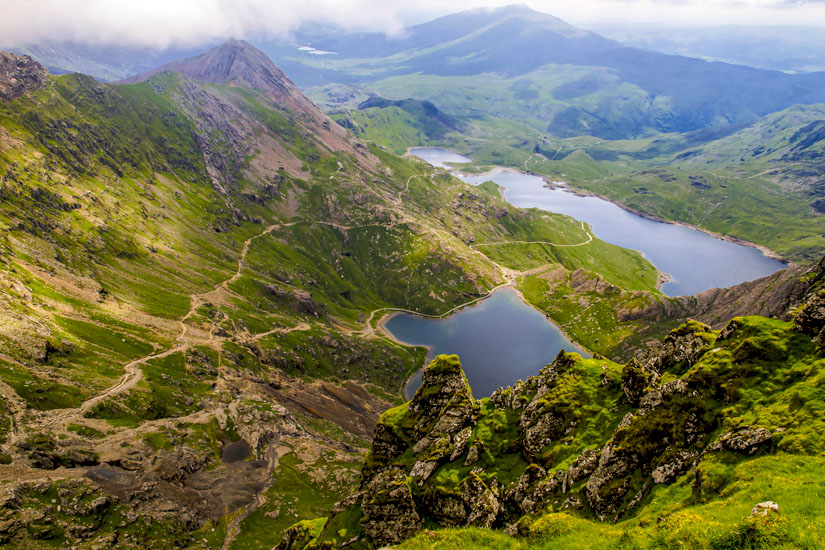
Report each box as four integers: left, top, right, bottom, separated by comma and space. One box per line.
596, 24, 825, 74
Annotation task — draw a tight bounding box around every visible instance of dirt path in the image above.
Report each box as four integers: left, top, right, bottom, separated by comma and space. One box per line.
470, 221, 593, 249
33, 217, 410, 434
246, 322, 311, 343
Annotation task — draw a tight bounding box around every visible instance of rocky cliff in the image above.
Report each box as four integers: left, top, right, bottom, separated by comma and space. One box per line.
284, 280, 825, 548
0, 52, 49, 101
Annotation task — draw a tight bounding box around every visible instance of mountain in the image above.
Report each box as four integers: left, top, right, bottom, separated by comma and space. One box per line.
289, 259, 825, 547
287, 5, 825, 138
0, 44, 662, 549
596, 24, 825, 74
0, 41, 213, 82
118, 39, 354, 151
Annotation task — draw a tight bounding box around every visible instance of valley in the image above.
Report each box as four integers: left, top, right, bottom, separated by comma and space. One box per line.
2, 3, 825, 550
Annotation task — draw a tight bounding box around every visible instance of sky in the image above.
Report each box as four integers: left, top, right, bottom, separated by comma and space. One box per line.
2, 0, 825, 49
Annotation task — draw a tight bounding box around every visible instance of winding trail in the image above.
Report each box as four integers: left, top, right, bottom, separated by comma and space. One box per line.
469, 221, 593, 249
28, 166, 591, 433
36, 218, 401, 432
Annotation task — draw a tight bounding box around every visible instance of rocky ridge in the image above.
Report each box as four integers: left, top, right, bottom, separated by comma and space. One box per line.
0, 52, 49, 101
286, 280, 825, 548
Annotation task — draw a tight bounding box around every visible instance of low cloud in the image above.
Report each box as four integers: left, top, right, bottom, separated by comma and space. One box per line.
0, 0, 406, 48
2, 0, 825, 49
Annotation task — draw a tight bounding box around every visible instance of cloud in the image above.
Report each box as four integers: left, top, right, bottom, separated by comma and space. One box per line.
2, 0, 824, 49
0, 0, 406, 48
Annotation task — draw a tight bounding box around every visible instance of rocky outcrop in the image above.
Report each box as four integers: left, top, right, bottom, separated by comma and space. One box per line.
0, 52, 49, 101
794, 289, 825, 345
265, 286, 325, 318
637, 320, 715, 376
360, 469, 422, 545
707, 427, 773, 455
518, 351, 581, 460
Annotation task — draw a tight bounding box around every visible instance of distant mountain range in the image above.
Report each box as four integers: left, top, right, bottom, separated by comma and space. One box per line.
8, 5, 825, 139
596, 24, 825, 74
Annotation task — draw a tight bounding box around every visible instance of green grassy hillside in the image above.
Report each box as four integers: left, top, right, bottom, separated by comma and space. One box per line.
0, 48, 662, 549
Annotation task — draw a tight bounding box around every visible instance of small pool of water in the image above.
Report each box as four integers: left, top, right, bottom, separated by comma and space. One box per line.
407, 147, 472, 169
385, 288, 584, 398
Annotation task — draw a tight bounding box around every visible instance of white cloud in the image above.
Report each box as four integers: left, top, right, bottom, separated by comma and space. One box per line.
0, 0, 406, 48
1, 0, 824, 48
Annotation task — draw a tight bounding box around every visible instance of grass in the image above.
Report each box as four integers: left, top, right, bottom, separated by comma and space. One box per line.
301, 315, 825, 549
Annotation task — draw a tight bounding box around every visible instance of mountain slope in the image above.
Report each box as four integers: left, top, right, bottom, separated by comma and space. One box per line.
0, 46, 662, 549
289, 265, 825, 548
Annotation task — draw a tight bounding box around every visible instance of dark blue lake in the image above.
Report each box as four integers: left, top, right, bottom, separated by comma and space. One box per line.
386, 288, 583, 398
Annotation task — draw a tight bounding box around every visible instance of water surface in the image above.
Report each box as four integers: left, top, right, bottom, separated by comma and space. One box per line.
386, 288, 583, 398
407, 147, 471, 169
411, 149, 786, 296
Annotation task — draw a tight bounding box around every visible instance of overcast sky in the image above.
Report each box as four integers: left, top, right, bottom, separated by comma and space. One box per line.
2, 0, 825, 48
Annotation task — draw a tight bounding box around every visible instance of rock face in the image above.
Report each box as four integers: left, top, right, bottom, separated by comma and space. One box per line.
0, 52, 49, 101
309, 296, 825, 548
360, 469, 422, 545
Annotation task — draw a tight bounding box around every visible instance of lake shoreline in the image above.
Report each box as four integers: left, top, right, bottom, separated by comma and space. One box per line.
406, 144, 788, 269
545, 182, 790, 266
380, 284, 589, 400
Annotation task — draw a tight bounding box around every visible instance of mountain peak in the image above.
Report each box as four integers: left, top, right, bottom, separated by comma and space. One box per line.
0, 51, 49, 101
118, 39, 294, 98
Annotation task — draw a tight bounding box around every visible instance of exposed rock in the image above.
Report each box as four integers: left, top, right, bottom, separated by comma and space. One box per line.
795, 289, 825, 340
461, 473, 500, 528
449, 426, 473, 461
707, 427, 773, 455
423, 487, 467, 526
409, 460, 439, 482
0, 53, 49, 101
464, 439, 483, 466
638, 320, 714, 376
567, 448, 600, 483
651, 450, 699, 484
360, 469, 422, 546
621, 358, 651, 405
751, 501, 780, 517
519, 351, 581, 459
276, 519, 321, 550
265, 286, 325, 317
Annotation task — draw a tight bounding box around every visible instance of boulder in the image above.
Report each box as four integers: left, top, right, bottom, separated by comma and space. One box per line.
751, 501, 780, 517
461, 473, 500, 528
707, 427, 772, 455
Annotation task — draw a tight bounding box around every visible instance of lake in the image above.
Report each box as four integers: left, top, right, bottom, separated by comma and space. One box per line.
407, 147, 472, 169
409, 148, 785, 296
390, 147, 786, 398
386, 288, 584, 398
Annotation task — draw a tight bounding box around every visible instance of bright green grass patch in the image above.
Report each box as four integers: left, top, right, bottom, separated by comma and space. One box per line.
54, 315, 155, 359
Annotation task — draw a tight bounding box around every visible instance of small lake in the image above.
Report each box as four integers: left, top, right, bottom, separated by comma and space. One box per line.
410, 148, 785, 296
386, 288, 584, 399
407, 147, 472, 169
